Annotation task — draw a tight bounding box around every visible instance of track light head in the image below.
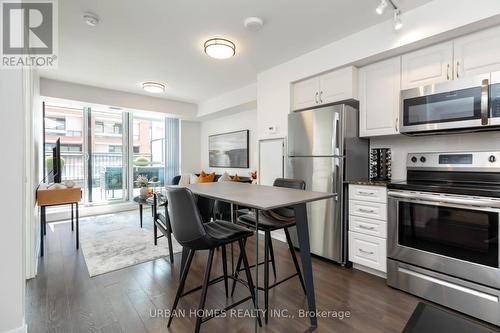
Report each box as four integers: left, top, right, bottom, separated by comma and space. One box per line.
376, 0, 388, 15
394, 9, 403, 30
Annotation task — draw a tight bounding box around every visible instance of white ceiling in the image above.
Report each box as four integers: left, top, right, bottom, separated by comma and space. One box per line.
40, 0, 432, 103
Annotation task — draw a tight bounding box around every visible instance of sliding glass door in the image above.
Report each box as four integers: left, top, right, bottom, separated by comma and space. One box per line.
86, 108, 128, 203
131, 114, 166, 196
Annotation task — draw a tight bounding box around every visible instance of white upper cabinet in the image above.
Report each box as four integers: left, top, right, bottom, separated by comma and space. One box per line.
454, 25, 500, 79
319, 67, 358, 105
359, 57, 401, 137
401, 41, 453, 90
291, 66, 357, 111
291, 77, 320, 111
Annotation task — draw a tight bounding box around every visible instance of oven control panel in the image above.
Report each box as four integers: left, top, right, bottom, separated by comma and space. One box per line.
407, 151, 500, 170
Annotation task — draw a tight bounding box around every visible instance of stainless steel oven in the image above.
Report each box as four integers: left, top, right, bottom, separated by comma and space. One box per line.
388, 190, 500, 289
387, 151, 500, 326
400, 72, 500, 135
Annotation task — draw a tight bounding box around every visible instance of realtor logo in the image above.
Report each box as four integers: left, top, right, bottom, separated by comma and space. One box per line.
1, 0, 58, 68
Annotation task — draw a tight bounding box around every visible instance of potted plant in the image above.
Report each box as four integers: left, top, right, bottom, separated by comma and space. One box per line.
136, 175, 149, 198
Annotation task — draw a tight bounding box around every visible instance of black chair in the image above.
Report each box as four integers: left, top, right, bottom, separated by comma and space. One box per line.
166, 187, 261, 333
152, 193, 175, 263
231, 178, 307, 324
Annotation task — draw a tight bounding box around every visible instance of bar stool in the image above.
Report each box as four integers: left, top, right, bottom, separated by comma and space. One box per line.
166, 187, 261, 333
152, 193, 175, 263
231, 178, 307, 324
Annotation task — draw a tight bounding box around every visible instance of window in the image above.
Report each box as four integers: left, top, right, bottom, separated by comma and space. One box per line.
113, 123, 122, 134
109, 145, 122, 153
133, 123, 140, 140
66, 130, 82, 137
95, 121, 104, 133
61, 144, 82, 152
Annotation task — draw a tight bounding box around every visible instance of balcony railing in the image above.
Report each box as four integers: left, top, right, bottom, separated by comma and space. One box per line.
44, 152, 163, 188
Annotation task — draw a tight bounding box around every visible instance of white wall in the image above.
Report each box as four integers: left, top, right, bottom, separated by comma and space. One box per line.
24, 69, 43, 280
371, 132, 500, 180
0, 69, 27, 333
40, 78, 198, 119
256, 0, 500, 140
198, 83, 256, 118
180, 120, 201, 174
200, 109, 257, 176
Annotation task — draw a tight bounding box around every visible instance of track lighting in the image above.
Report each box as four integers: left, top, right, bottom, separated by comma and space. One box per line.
393, 9, 403, 30
376, 0, 388, 15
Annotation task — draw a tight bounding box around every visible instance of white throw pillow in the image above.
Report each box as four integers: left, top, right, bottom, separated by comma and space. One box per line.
217, 172, 232, 182
178, 174, 191, 186
189, 174, 199, 184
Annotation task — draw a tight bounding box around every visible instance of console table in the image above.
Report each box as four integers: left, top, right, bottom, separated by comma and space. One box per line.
36, 186, 82, 256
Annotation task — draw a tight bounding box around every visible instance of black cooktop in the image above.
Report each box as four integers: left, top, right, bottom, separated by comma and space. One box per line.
388, 180, 500, 198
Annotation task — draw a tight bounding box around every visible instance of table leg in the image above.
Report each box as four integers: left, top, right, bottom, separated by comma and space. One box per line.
76, 203, 79, 250
71, 203, 74, 231
230, 203, 234, 275
293, 203, 317, 328
139, 204, 143, 228
254, 208, 260, 333
40, 206, 45, 257
43, 206, 46, 235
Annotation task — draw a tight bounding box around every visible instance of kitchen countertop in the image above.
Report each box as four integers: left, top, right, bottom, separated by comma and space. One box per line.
344, 178, 401, 186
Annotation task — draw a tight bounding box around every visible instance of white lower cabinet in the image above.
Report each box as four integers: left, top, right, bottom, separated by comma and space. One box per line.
348, 231, 387, 272
348, 184, 388, 274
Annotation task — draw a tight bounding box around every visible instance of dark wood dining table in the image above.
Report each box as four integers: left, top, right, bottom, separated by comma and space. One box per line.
183, 181, 336, 331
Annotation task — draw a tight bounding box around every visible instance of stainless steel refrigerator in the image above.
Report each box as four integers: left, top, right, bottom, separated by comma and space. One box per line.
287, 103, 368, 264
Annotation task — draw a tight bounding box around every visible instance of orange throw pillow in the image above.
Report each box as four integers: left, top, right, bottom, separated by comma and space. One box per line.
198, 171, 215, 183
230, 174, 241, 181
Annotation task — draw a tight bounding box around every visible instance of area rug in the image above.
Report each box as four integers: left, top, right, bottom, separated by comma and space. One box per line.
79, 210, 182, 277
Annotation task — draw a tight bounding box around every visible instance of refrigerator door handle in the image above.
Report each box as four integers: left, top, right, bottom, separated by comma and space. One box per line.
332, 112, 341, 156
333, 158, 340, 201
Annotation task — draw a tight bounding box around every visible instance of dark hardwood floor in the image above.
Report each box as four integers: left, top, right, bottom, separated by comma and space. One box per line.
26, 212, 492, 333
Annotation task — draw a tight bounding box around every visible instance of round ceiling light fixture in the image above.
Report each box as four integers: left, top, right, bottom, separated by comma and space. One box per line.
83, 12, 99, 27
204, 38, 236, 59
142, 81, 166, 93
244, 17, 264, 32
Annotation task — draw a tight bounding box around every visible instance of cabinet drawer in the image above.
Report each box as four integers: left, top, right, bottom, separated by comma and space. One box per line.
349, 231, 387, 273
349, 215, 387, 238
349, 200, 387, 221
349, 185, 387, 203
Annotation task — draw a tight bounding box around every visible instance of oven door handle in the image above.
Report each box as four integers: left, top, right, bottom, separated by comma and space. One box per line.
388, 190, 500, 208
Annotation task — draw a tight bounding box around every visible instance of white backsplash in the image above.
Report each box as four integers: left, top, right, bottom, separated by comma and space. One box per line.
370, 131, 500, 180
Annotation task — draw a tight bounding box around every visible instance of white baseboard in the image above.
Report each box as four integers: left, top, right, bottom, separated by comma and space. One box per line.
353, 263, 387, 279
5, 321, 27, 333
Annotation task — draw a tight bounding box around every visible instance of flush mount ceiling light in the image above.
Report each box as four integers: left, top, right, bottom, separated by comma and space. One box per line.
83, 12, 99, 27
204, 38, 236, 59
142, 81, 166, 93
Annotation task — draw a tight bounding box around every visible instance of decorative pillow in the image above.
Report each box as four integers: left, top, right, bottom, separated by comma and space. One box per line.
218, 172, 232, 182
178, 174, 191, 186
190, 174, 199, 184
198, 171, 216, 183
230, 174, 241, 181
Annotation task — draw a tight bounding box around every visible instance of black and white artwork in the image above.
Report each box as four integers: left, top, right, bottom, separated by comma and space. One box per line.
209, 130, 249, 168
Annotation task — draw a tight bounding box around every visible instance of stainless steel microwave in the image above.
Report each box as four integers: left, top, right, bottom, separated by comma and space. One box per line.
399, 73, 500, 135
